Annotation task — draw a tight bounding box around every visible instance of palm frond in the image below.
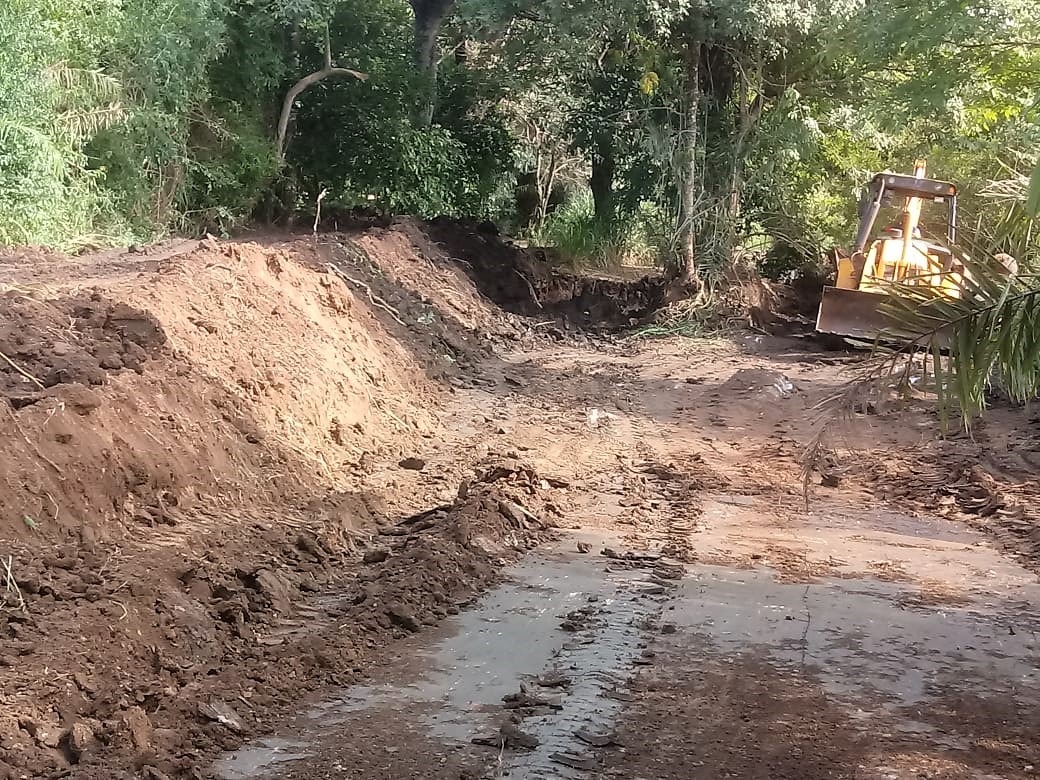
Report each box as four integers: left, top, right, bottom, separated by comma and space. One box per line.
43, 63, 126, 143
1027, 160, 1040, 219
55, 103, 126, 142
876, 249, 1040, 426
44, 63, 122, 103
802, 242, 1040, 498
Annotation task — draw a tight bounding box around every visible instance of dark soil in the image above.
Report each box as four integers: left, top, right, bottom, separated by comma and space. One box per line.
423, 217, 675, 329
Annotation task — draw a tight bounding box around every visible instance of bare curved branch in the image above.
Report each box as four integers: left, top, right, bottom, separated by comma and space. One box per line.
275, 27, 368, 163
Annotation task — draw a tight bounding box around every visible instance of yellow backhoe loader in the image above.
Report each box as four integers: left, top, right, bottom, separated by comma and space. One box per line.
816, 160, 962, 342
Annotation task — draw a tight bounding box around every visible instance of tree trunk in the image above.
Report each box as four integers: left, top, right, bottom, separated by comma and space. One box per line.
676, 39, 702, 286
534, 148, 560, 229
590, 142, 616, 229
723, 114, 750, 257
409, 0, 455, 127
726, 65, 765, 248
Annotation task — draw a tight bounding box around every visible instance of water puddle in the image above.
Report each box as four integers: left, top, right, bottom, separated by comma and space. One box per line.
214, 738, 312, 779
214, 531, 674, 778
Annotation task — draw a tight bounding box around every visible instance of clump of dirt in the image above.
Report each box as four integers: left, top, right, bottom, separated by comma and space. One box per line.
0, 291, 165, 404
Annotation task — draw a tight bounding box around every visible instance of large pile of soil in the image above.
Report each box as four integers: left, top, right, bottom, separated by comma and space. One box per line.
0, 215, 681, 779
0, 238, 442, 546
0, 224, 604, 778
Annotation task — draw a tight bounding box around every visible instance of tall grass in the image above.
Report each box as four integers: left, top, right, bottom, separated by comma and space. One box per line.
532, 193, 670, 271
532, 193, 621, 269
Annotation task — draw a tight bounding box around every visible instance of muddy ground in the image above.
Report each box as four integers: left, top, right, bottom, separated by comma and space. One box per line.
0, 219, 1038, 780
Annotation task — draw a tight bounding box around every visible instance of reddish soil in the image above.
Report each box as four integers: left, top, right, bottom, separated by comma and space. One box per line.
862, 416, 1040, 562
0, 218, 1037, 780
0, 222, 581, 779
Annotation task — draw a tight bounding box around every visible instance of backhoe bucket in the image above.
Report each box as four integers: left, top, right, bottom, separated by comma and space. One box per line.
815, 286, 894, 343
816, 286, 951, 347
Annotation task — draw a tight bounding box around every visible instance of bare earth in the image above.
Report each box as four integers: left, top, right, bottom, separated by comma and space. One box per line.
0, 221, 1037, 780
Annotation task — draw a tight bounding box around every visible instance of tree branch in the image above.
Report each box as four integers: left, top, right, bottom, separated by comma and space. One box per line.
275, 29, 367, 164
940, 38, 1040, 50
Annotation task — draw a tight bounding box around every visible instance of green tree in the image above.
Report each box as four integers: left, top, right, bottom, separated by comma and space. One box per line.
0, 0, 129, 246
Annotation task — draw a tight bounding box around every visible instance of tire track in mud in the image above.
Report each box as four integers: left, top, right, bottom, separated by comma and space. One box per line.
212, 535, 685, 780
580, 445, 727, 564
488, 559, 672, 778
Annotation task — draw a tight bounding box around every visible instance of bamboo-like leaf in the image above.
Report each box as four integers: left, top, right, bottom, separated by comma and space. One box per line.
1027, 161, 1040, 220
55, 103, 126, 142
0, 120, 66, 179
44, 63, 122, 103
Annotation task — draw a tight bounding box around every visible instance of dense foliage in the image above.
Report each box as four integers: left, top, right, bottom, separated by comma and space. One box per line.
1, 0, 1037, 277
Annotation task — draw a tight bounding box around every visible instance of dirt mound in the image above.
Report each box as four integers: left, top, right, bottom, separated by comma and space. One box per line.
0, 457, 558, 779
315, 232, 517, 375
0, 237, 445, 545
0, 224, 577, 779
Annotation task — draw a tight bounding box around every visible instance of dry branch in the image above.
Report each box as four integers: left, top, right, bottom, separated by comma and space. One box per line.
276, 26, 367, 163
0, 350, 45, 390
324, 263, 408, 327
3, 555, 27, 614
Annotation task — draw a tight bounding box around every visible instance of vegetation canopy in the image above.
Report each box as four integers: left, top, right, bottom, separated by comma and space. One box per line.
0, 0, 1032, 258
1, 0, 1039, 415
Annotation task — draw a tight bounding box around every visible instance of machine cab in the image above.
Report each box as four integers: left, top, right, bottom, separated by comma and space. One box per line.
834, 162, 961, 297
818, 160, 962, 342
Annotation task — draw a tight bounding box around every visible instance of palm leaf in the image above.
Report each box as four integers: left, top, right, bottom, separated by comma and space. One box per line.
802, 254, 1040, 500
804, 237, 1040, 487
865, 244, 1040, 428
43, 63, 126, 143
44, 63, 122, 103
55, 103, 126, 142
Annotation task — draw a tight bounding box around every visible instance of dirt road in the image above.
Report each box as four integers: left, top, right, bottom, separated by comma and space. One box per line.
214, 336, 1040, 780
1, 223, 1037, 779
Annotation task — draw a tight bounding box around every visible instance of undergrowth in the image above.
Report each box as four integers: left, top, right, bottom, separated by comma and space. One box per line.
627, 292, 739, 341
533, 195, 670, 271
